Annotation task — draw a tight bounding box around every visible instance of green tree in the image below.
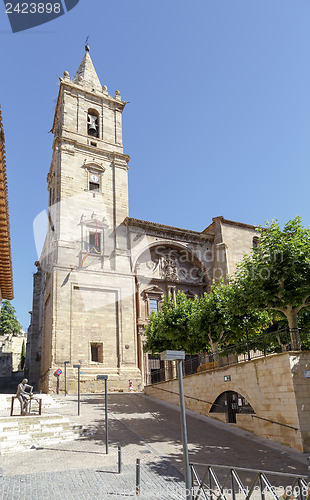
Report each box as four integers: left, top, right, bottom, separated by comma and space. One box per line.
233, 216, 310, 349
0, 300, 22, 336
197, 281, 272, 358
196, 281, 236, 356
20, 339, 26, 370
144, 292, 200, 355
144, 284, 272, 357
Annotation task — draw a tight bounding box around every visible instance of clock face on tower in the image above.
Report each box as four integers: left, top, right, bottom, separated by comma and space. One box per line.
90, 174, 99, 183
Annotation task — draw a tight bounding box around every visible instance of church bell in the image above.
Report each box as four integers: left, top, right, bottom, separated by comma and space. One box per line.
88, 122, 97, 132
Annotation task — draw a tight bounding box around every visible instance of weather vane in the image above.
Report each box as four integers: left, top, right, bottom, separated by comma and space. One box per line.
85, 35, 90, 51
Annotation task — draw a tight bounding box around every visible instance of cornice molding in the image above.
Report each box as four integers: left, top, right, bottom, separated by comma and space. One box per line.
204, 216, 257, 232
53, 137, 130, 166
125, 217, 213, 243
60, 79, 126, 112
83, 161, 106, 173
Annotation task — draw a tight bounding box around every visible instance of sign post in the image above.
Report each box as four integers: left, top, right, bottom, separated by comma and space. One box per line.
73, 365, 81, 415
64, 361, 69, 396
55, 368, 62, 394
97, 375, 108, 453
161, 351, 192, 500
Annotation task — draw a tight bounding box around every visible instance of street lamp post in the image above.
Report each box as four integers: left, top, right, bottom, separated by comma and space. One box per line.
73, 364, 81, 415
161, 350, 192, 499
64, 361, 69, 396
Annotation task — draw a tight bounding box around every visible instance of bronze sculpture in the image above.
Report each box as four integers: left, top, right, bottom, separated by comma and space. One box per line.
16, 378, 33, 415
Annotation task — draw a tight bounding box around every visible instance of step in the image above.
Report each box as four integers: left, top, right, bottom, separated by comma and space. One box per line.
0, 414, 86, 454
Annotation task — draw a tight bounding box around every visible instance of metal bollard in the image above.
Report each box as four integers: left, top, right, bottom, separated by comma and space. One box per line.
118, 446, 122, 474
136, 458, 140, 496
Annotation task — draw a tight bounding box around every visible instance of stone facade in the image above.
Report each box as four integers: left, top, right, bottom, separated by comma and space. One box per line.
0, 334, 26, 376
28, 48, 258, 393
144, 351, 310, 452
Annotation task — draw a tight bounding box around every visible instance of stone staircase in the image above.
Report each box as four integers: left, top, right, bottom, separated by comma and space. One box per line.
0, 393, 87, 454
0, 414, 86, 454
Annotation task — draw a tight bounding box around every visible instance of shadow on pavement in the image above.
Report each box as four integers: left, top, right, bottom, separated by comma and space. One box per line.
76, 393, 308, 478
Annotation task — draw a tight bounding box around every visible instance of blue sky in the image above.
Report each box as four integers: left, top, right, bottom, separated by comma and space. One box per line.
1, 0, 310, 328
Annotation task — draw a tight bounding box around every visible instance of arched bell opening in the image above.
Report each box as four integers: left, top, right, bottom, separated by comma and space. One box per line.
87, 109, 99, 138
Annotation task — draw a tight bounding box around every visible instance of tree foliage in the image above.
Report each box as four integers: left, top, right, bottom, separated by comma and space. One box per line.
194, 282, 237, 355
233, 216, 310, 349
197, 282, 272, 355
144, 217, 310, 355
144, 283, 272, 356
20, 340, 26, 370
0, 300, 22, 337
143, 292, 200, 354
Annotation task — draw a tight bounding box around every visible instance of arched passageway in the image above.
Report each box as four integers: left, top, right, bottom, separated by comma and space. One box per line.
210, 390, 255, 423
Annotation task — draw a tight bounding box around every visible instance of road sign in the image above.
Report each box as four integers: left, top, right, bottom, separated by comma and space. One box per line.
160, 350, 185, 361
55, 368, 62, 376
97, 375, 108, 380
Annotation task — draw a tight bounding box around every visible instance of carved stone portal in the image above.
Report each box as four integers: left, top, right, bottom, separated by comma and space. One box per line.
135, 246, 205, 284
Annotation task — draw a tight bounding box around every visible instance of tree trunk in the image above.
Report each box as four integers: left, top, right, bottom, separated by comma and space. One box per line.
284, 309, 300, 351
210, 341, 220, 362
276, 334, 287, 352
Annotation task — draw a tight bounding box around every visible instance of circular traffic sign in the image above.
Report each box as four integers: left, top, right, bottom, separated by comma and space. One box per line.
55, 368, 62, 376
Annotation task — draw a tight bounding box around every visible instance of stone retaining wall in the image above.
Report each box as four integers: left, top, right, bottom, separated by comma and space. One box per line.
144, 351, 310, 452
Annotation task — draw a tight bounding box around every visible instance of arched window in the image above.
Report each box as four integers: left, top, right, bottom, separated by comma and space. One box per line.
87, 109, 99, 138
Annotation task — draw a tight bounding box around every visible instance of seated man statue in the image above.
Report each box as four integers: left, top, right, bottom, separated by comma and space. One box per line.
16, 378, 33, 416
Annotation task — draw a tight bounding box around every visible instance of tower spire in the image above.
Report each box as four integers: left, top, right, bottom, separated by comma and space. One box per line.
72, 45, 102, 91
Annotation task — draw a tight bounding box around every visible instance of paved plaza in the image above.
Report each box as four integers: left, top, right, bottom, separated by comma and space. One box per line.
0, 393, 308, 499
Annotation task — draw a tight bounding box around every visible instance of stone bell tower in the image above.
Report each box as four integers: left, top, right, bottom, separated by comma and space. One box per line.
29, 46, 141, 393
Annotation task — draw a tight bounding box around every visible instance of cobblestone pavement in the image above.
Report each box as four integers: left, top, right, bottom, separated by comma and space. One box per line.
0, 392, 308, 499
0, 465, 185, 499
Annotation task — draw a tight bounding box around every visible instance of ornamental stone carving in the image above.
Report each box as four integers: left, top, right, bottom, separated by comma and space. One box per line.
161, 257, 178, 281
135, 246, 207, 284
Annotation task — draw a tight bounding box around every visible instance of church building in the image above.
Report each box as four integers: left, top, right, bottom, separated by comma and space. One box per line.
27, 47, 257, 393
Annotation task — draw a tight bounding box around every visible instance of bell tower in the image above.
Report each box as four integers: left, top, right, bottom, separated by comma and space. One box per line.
31, 47, 141, 393
50, 44, 130, 262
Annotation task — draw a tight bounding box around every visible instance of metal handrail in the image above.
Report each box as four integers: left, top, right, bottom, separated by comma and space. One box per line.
189, 463, 307, 478
250, 414, 299, 431
189, 463, 308, 500
148, 386, 298, 431
146, 327, 310, 386
150, 385, 230, 409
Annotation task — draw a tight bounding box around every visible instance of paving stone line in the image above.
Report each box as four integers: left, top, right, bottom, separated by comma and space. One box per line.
0, 464, 185, 500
